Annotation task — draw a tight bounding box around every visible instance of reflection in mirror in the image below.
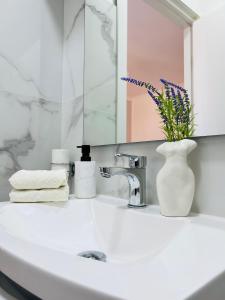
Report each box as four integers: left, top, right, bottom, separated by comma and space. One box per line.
126, 0, 185, 143
84, 0, 117, 145
84, 0, 225, 146
84, 0, 192, 145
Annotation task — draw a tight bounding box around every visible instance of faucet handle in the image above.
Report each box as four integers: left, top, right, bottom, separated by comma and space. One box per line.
115, 153, 147, 168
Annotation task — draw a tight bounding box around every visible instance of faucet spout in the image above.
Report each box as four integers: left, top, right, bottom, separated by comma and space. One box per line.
99, 166, 147, 208
100, 167, 128, 178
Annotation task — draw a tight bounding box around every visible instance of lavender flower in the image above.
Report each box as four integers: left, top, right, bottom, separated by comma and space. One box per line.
160, 78, 187, 93
170, 87, 176, 100
164, 83, 171, 100
170, 87, 180, 124
147, 90, 161, 107
177, 90, 184, 109
184, 91, 190, 110
121, 77, 160, 95
120, 76, 194, 141
170, 88, 178, 107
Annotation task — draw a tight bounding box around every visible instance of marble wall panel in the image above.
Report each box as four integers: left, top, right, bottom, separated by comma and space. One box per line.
83, 0, 117, 145
62, 0, 85, 159
0, 0, 63, 201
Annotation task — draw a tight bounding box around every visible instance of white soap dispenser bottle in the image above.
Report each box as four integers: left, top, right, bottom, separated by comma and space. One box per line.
75, 145, 96, 199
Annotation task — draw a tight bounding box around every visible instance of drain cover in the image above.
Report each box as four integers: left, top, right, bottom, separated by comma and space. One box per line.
78, 251, 107, 262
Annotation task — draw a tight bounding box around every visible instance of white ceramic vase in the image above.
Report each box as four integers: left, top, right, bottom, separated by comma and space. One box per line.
156, 139, 197, 217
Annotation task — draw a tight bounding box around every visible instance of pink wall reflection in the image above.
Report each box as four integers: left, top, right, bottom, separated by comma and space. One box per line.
127, 0, 184, 142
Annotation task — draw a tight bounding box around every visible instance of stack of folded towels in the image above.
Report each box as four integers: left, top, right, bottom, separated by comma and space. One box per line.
9, 170, 69, 203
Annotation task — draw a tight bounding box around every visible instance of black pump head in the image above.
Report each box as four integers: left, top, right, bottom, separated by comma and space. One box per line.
77, 145, 91, 161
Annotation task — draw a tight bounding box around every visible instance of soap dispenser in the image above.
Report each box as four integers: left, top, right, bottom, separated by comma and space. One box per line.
75, 145, 96, 198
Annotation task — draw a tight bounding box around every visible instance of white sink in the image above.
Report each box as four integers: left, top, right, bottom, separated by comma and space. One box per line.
1, 195, 225, 300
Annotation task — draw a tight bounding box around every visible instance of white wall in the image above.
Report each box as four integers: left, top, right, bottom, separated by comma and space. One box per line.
181, 0, 225, 16
193, 4, 225, 137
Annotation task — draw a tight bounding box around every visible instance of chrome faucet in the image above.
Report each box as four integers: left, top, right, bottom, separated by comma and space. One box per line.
100, 153, 147, 208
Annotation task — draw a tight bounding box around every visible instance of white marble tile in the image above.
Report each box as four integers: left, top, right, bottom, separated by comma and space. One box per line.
85, 0, 117, 90
85, 77, 116, 114
63, 0, 84, 101
0, 0, 63, 101
61, 96, 83, 159
40, 0, 64, 102
0, 92, 60, 201
62, 0, 85, 159
0, 0, 63, 201
0, 0, 41, 98
83, 77, 116, 145
84, 108, 116, 146
83, 0, 117, 146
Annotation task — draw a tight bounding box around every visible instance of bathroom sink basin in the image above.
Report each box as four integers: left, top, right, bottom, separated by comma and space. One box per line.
1, 195, 225, 300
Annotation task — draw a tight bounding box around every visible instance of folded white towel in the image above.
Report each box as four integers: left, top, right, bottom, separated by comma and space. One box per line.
9, 170, 67, 190
9, 185, 69, 203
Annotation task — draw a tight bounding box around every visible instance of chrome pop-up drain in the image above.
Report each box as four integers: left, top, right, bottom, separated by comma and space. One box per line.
78, 251, 107, 262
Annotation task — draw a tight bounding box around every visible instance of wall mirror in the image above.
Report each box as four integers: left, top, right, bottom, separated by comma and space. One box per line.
83, 0, 225, 146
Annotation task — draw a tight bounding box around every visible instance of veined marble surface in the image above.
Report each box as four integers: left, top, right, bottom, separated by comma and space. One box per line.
84, 77, 116, 145
0, 0, 63, 201
83, 0, 117, 145
0, 92, 60, 201
61, 0, 117, 153
62, 0, 84, 159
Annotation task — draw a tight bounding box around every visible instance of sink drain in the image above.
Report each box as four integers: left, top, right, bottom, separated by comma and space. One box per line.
78, 251, 107, 262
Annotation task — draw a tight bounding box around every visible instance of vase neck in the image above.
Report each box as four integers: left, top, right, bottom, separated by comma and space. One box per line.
165, 153, 188, 163
156, 139, 197, 158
